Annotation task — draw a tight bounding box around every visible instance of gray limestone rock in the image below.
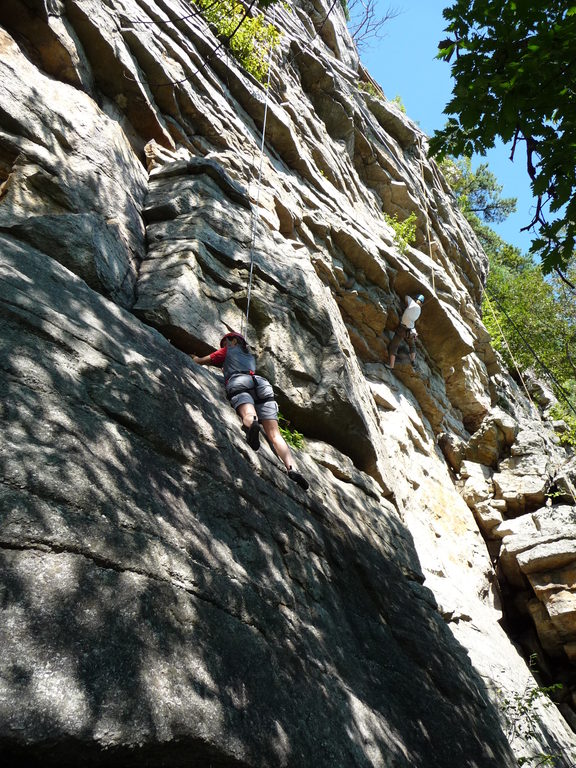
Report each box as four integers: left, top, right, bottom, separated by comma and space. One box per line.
0, 237, 516, 767
553, 458, 576, 504
0, 25, 147, 305
464, 408, 518, 467
0, 0, 575, 765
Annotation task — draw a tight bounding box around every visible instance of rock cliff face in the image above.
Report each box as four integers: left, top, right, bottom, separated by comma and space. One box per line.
1, 1, 576, 765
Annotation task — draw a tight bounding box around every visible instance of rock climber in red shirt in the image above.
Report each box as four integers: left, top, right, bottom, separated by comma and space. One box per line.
192, 332, 309, 491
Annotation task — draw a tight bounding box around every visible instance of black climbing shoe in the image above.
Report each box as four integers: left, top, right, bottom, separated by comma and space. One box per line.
245, 420, 260, 451
288, 469, 309, 491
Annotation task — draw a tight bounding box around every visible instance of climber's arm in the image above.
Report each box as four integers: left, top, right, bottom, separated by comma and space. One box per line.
192, 354, 212, 365
192, 347, 226, 366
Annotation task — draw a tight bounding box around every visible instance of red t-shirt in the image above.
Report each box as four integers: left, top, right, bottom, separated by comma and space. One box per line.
209, 347, 227, 366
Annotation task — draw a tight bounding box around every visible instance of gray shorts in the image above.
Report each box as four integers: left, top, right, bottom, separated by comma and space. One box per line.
226, 373, 279, 421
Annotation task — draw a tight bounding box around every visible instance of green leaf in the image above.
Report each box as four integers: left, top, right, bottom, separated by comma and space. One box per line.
434, 1, 576, 272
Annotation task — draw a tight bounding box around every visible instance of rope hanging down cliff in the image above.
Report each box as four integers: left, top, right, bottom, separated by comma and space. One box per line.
240, 4, 277, 342
485, 289, 576, 420
418, 137, 436, 296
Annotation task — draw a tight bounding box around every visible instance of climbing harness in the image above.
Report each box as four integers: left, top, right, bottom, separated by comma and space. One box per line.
226, 371, 276, 405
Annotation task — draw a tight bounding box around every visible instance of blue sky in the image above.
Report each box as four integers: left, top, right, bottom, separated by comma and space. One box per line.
355, 0, 536, 254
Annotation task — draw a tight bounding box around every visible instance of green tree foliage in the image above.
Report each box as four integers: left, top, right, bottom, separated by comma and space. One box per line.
382, 211, 417, 254
439, 154, 521, 270
442, 154, 576, 427
500, 683, 564, 767
483, 244, 576, 441
430, 2, 576, 273
439, 157, 516, 223
197, 0, 281, 83
484, 254, 573, 385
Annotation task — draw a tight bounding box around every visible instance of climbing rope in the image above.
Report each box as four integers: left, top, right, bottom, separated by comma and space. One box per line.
240, 4, 277, 342
483, 292, 576, 510
240, 0, 352, 341
485, 288, 576, 419
120, 0, 341, 344
483, 292, 535, 406
239, 0, 364, 340
418, 139, 436, 296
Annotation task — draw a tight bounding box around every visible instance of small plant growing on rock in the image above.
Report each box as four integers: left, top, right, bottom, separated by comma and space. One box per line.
197, 0, 281, 83
358, 81, 381, 99
278, 413, 304, 450
383, 211, 418, 254
550, 399, 576, 449
390, 95, 406, 113
499, 680, 565, 767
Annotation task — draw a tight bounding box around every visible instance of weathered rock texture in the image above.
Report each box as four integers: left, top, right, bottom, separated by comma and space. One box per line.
1, 0, 575, 766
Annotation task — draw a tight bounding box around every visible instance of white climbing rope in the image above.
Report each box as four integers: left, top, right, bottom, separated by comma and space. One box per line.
240, 6, 277, 343
483, 291, 535, 406
418, 138, 436, 295
486, 290, 576, 504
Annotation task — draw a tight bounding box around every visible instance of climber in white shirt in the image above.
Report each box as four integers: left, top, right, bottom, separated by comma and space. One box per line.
386, 294, 424, 370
